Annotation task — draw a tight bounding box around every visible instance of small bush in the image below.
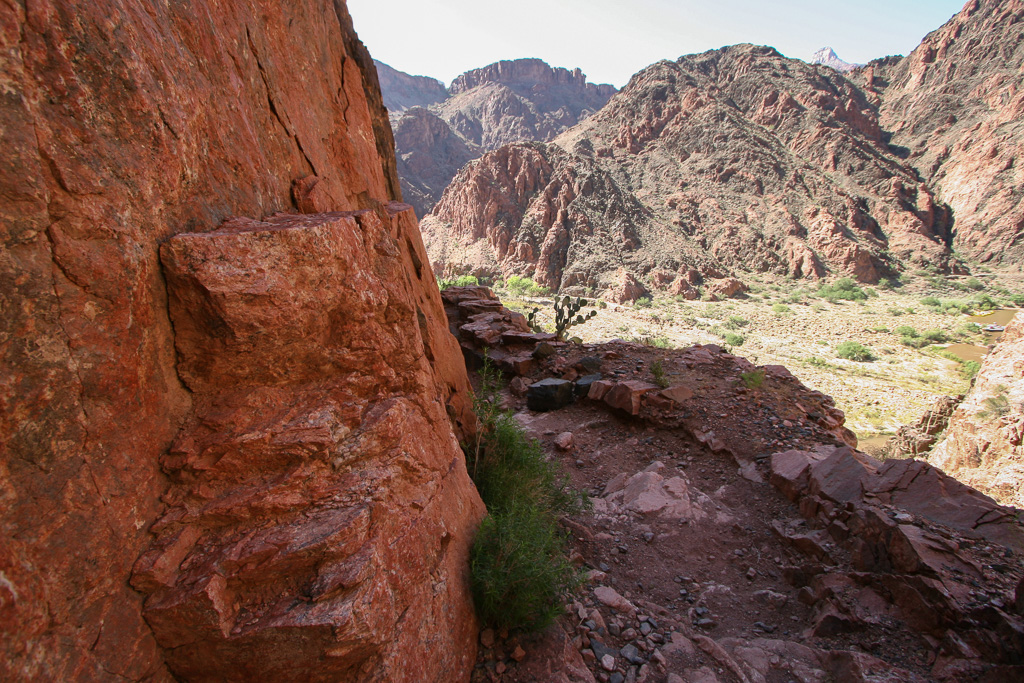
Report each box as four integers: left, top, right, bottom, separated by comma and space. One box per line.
972, 294, 999, 311
819, 277, 867, 302
651, 359, 670, 388
836, 341, 875, 362
977, 385, 1011, 419
772, 303, 792, 314
468, 360, 585, 632
723, 332, 745, 346
894, 325, 918, 338
961, 360, 981, 380
965, 278, 985, 291
806, 356, 831, 368
921, 329, 950, 343
634, 297, 653, 308
724, 315, 749, 330
740, 369, 765, 389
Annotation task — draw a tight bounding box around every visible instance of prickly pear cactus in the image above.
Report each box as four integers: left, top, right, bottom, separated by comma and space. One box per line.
554, 296, 597, 341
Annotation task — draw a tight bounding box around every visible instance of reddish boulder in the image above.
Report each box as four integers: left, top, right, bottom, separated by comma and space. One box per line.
137, 207, 485, 681
706, 277, 748, 299
604, 381, 660, 415
604, 270, 650, 304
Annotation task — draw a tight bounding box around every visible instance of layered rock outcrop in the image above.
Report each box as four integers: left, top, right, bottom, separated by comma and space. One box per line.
424, 46, 955, 293
868, 0, 1024, 265
929, 314, 1024, 508
1, 1, 482, 680
381, 58, 616, 217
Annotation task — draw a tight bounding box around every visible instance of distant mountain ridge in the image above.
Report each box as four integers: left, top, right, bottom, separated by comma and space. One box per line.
422, 44, 956, 295
811, 47, 861, 72
373, 60, 448, 112
377, 58, 616, 218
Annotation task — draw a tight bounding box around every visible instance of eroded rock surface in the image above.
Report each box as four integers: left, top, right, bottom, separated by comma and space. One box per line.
929, 314, 1024, 508
868, 0, 1024, 266
1, 1, 482, 679
135, 206, 484, 681
382, 58, 616, 217
424, 45, 956, 293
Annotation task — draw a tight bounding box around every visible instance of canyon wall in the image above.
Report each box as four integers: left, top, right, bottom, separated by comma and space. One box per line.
930, 315, 1024, 508
869, 0, 1024, 266
0, 1, 482, 680
424, 45, 955, 294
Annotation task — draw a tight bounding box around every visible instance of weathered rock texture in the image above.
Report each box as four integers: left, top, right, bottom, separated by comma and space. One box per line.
381, 58, 616, 217
1, 1, 482, 680
811, 47, 861, 73
929, 314, 1024, 508
135, 205, 483, 681
374, 59, 448, 112
867, 0, 1024, 265
423, 45, 956, 294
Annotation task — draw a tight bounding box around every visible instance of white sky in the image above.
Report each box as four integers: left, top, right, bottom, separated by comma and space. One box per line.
348, 0, 966, 88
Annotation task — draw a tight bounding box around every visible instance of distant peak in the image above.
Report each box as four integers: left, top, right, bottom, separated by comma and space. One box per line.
811, 47, 861, 73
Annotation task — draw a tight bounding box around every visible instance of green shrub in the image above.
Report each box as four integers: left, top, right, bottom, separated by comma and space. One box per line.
468, 360, 585, 632
651, 359, 670, 388
920, 296, 941, 307
504, 275, 547, 297
806, 356, 831, 368
961, 360, 981, 380
894, 325, 918, 338
977, 385, 1011, 419
724, 315, 749, 329
965, 278, 984, 291
634, 296, 653, 308
836, 341, 875, 362
723, 332, 745, 346
972, 294, 999, 311
439, 274, 480, 289
819, 277, 868, 302
921, 329, 950, 343
740, 369, 765, 389
772, 303, 792, 314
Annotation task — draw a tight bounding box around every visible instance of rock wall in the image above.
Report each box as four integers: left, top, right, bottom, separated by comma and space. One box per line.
929, 314, 1024, 508
871, 0, 1024, 265
375, 59, 449, 112
0, 1, 482, 680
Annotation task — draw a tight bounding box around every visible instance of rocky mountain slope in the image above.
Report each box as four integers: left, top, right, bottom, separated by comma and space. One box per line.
1, 1, 483, 680
424, 45, 956, 295
374, 59, 449, 111
864, 0, 1024, 265
444, 286, 1024, 682
382, 58, 616, 217
811, 47, 861, 73
929, 314, 1024, 507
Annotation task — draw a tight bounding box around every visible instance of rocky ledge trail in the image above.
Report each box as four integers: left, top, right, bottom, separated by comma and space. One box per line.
442, 287, 1024, 683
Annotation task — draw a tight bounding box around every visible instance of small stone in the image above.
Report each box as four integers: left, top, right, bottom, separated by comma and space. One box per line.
746, 567, 757, 580
533, 342, 557, 359
696, 618, 717, 629
620, 643, 642, 664
495, 661, 506, 674
642, 531, 654, 542
639, 621, 653, 636
511, 645, 526, 662
609, 674, 625, 683
480, 628, 495, 648
601, 654, 617, 671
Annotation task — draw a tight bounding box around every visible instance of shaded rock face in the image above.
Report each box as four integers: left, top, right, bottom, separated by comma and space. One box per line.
1, 1, 481, 680
868, 0, 1024, 265
374, 59, 449, 112
381, 58, 616, 217
425, 45, 955, 293
929, 313, 1024, 508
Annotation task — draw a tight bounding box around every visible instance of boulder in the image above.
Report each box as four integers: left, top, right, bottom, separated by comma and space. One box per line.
527, 378, 576, 412
604, 381, 660, 415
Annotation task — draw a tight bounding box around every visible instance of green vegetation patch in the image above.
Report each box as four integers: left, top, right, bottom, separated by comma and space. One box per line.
836, 341, 875, 362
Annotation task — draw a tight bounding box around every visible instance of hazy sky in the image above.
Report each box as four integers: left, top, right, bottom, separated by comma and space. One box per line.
348, 0, 966, 88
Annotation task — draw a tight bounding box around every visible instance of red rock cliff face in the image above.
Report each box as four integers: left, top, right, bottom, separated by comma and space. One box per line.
872, 0, 1024, 265
0, 1, 482, 680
